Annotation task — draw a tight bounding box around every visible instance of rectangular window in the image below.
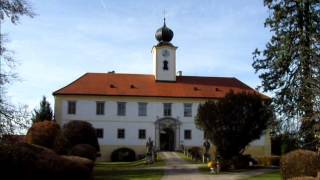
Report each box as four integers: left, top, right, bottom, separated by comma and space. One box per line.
184, 129, 192, 140
96, 128, 104, 138
184, 103, 192, 117
138, 102, 147, 116
117, 102, 126, 116
163, 103, 172, 116
117, 129, 125, 139
68, 101, 76, 114
138, 129, 146, 139
96, 101, 105, 115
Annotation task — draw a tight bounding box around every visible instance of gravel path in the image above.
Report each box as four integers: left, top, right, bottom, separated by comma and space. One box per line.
159, 151, 276, 180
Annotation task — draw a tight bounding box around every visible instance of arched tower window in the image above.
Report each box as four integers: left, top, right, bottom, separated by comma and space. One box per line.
163, 60, 169, 70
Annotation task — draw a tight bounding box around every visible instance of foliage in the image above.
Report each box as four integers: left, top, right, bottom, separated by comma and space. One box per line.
252, 0, 320, 150
70, 144, 97, 161
55, 120, 100, 154
187, 146, 202, 161
271, 132, 300, 155
255, 156, 280, 166
195, 91, 273, 161
31, 96, 53, 122
288, 177, 318, 180
111, 148, 136, 162
280, 149, 320, 180
0, 0, 34, 136
26, 121, 60, 149
0, 142, 93, 180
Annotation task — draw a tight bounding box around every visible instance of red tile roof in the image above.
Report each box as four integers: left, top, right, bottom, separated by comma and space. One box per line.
53, 73, 268, 99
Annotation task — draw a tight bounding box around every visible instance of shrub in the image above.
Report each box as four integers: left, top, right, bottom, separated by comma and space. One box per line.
26, 121, 60, 149
188, 146, 202, 161
0, 143, 92, 180
111, 148, 136, 162
280, 149, 320, 180
55, 120, 100, 154
70, 144, 97, 161
256, 156, 280, 166
61, 155, 94, 172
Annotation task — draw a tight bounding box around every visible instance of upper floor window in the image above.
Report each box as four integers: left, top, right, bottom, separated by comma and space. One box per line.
138, 129, 146, 139
184, 129, 192, 140
68, 101, 76, 114
184, 103, 192, 117
117, 102, 126, 116
96, 101, 105, 115
117, 128, 125, 139
96, 128, 104, 138
138, 102, 147, 116
163, 103, 172, 116
163, 60, 169, 70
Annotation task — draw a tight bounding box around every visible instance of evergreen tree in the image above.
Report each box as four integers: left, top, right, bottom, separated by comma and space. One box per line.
31, 96, 53, 122
253, 0, 320, 150
195, 92, 273, 162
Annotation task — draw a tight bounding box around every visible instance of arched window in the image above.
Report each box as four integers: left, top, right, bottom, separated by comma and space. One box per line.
163, 60, 169, 70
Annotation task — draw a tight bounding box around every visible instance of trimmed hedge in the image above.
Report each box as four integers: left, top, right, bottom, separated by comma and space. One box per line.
280, 149, 320, 180
55, 120, 100, 155
111, 148, 136, 162
70, 144, 97, 161
26, 121, 60, 149
0, 143, 93, 180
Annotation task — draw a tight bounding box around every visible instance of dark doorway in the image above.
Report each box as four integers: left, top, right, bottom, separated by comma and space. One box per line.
160, 128, 175, 151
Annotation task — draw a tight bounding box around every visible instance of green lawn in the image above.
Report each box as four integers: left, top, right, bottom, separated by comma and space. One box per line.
242, 171, 281, 180
93, 157, 165, 180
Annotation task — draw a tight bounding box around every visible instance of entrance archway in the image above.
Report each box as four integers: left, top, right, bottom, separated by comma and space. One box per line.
155, 118, 181, 151
160, 128, 175, 151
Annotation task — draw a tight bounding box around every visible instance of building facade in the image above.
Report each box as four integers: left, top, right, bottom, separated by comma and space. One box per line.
53, 20, 271, 161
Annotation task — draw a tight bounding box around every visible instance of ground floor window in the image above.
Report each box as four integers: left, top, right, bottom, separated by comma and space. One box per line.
184, 129, 192, 140
117, 128, 125, 139
138, 129, 146, 139
96, 128, 104, 138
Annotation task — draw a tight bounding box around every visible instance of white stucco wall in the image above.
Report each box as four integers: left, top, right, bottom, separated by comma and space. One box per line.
57, 95, 267, 150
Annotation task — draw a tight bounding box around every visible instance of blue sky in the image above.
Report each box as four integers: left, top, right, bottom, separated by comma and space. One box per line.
3, 0, 271, 111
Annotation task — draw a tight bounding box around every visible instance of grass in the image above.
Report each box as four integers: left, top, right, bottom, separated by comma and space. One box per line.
93, 156, 165, 180
242, 171, 281, 180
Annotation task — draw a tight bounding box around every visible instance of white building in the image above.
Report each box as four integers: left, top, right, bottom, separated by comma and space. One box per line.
53, 19, 271, 161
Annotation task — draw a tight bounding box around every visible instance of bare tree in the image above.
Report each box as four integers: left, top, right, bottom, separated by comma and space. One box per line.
0, 0, 35, 137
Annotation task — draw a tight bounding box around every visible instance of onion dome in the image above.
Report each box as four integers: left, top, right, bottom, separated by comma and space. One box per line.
155, 18, 174, 43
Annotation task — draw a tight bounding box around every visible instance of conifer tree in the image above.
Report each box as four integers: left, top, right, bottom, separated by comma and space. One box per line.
253, 0, 320, 149
31, 96, 53, 122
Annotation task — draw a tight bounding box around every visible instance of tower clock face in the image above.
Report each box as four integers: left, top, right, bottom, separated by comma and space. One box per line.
162, 49, 170, 57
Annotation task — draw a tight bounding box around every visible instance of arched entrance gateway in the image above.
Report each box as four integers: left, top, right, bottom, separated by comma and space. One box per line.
155, 118, 181, 151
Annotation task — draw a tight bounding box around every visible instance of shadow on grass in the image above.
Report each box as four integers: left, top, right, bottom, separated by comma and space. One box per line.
94, 169, 163, 180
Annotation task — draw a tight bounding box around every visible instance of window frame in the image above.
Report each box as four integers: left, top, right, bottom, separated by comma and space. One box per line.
138, 129, 146, 139
163, 103, 172, 116
117, 128, 125, 139
184, 129, 192, 140
184, 103, 192, 117
117, 102, 126, 116
138, 102, 147, 116
67, 101, 76, 114
96, 101, 105, 115
96, 128, 104, 138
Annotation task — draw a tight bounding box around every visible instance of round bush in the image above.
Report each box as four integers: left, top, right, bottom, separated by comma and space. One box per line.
111, 148, 136, 162
280, 149, 320, 180
70, 144, 97, 161
55, 120, 100, 154
26, 121, 60, 149
0, 143, 92, 180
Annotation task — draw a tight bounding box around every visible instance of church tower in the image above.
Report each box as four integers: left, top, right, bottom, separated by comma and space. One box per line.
152, 18, 177, 82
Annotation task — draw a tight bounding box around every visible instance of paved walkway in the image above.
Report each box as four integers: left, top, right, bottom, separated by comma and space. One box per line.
159, 151, 276, 180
